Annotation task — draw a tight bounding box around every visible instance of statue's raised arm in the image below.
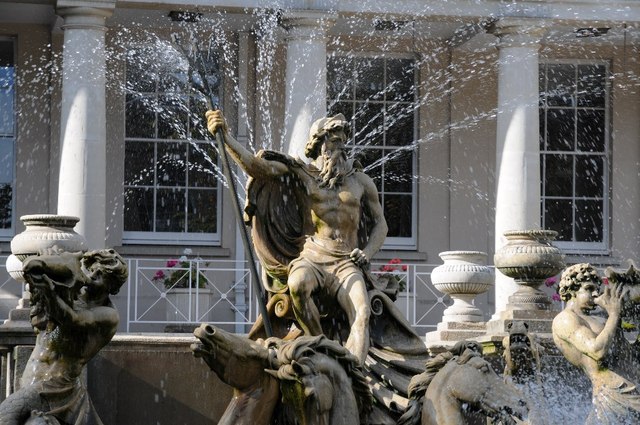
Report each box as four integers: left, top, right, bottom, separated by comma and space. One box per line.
206, 110, 289, 179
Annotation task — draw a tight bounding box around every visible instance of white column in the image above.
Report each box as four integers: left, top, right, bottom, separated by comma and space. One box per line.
492, 19, 545, 316
281, 11, 334, 160
56, 2, 114, 249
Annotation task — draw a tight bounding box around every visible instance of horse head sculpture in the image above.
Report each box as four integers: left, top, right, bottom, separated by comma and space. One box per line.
398, 341, 529, 425
192, 324, 372, 425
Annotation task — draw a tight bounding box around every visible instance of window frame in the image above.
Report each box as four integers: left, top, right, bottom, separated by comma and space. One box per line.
326, 51, 418, 250
0, 36, 16, 240
539, 59, 611, 255
122, 41, 222, 246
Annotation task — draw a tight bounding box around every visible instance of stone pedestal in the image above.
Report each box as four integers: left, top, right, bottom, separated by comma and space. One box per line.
487, 229, 564, 336
425, 251, 493, 350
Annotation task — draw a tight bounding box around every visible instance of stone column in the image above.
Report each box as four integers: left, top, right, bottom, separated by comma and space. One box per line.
56, 1, 115, 249
491, 19, 546, 317
281, 11, 334, 160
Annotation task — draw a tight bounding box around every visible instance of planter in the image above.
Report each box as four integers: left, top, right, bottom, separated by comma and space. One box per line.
165, 288, 214, 323
10, 214, 87, 260
6, 214, 87, 309
431, 251, 493, 322
494, 229, 565, 311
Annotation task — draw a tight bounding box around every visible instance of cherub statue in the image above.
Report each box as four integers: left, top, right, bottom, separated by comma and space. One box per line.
552, 263, 640, 424
0, 249, 128, 425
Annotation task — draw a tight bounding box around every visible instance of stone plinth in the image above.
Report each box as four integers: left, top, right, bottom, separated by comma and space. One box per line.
425, 321, 487, 354
89, 333, 233, 425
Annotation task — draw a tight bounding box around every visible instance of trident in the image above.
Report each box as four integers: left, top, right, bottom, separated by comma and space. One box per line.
173, 35, 273, 337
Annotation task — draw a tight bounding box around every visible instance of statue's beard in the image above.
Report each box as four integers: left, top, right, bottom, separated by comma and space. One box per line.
319, 148, 349, 189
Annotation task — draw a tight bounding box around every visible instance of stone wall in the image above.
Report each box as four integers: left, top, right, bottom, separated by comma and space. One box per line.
88, 334, 232, 425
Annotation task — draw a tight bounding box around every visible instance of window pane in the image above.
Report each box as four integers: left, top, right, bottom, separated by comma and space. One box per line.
577, 65, 606, 108
328, 101, 353, 125
158, 68, 188, 93
539, 109, 546, 150
126, 49, 156, 93
384, 194, 412, 238
354, 148, 383, 191
386, 59, 414, 102
546, 64, 575, 107
544, 154, 573, 197
575, 200, 603, 242
0, 183, 11, 229
355, 58, 384, 100
0, 87, 14, 135
157, 95, 188, 139
386, 105, 413, 146
188, 143, 218, 187
157, 142, 186, 187
190, 95, 212, 140
0, 140, 12, 183
125, 94, 156, 138
575, 156, 603, 198
354, 102, 383, 146
156, 188, 185, 232
577, 110, 605, 152
544, 199, 572, 241
327, 57, 353, 100
384, 150, 413, 193
188, 189, 217, 233
547, 109, 574, 151
124, 188, 153, 231
124, 141, 154, 186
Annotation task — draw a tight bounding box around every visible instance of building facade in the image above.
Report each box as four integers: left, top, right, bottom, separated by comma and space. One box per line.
0, 0, 639, 332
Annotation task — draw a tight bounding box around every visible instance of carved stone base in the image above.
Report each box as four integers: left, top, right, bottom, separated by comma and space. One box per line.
425, 321, 487, 353
485, 308, 558, 336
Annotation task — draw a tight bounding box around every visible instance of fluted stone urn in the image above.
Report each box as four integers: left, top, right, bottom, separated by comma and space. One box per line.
431, 251, 493, 322
6, 214, 87, 309
494, 229, 565, 311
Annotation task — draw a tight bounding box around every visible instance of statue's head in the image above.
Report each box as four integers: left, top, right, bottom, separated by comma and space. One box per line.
304, 114, 348, 160
558, 263, 602, 302
81, 249, 128, 299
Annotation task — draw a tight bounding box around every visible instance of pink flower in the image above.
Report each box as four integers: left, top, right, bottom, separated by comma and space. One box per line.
380, 265, 394, 272
401, 265, 408, 272
153, 270, 166, 281
602, 277, 609, 286
544, 276, 557, 287
166, 259, 179, 268
552, 293, 561, 302
389, 258, 402, 265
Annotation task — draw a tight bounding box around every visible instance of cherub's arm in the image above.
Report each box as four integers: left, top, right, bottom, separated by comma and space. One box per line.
206, 110, 288, 178
351, 174, 388, 266
553, 287, 624, 361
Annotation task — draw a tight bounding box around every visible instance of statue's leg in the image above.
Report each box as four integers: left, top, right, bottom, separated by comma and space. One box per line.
336, 272, 370, 365
0, 385, 49, 425
288, 266, 323, 336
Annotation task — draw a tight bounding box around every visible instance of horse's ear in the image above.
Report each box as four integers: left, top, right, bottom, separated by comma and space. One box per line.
291, 360, 305, 376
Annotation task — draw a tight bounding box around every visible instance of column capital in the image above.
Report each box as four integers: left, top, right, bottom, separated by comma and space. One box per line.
56, 0, 115, 29
280, 10, 336, 41
489, 18, 547, 48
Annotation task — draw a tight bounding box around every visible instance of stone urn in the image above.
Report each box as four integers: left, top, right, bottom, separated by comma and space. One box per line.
431, 251, 493, 322
493, 229, 565, 311
6, 214, 87, 307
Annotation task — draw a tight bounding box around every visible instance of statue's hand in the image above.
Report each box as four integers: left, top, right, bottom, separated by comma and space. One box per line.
595, 282, 628, 315
205, 110, 228, 137
350, 248, 369, 267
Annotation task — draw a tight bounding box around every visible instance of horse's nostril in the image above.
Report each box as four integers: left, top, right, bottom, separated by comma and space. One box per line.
203, 325, 215, 335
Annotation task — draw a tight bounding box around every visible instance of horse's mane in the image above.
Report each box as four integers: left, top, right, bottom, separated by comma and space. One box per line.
398, 341, 483, 425
269, 335, 373, 417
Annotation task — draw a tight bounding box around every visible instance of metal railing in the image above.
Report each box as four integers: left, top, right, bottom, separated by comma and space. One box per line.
0, 256, 456, 334
122, 258, 451, 334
